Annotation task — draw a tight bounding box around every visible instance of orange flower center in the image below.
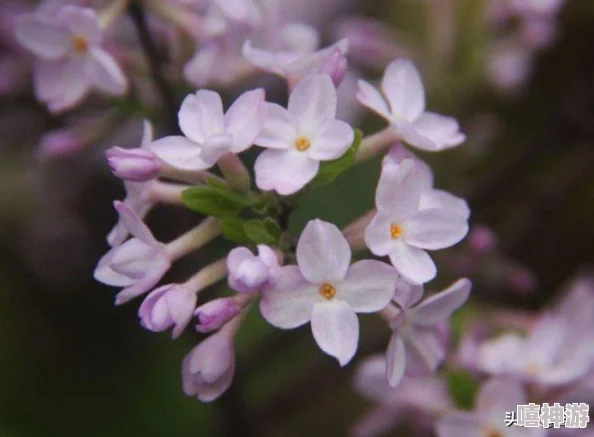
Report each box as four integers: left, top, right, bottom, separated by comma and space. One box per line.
390, 225, 402, 239
319, 283, 336, 300
295, 136, 311, 151
73, 35, 89, 53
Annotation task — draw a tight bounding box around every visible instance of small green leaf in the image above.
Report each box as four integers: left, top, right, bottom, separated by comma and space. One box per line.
446, 370, 479, 410
205, 177, 229, 191
221, 217, 250, 244
182, 187, 243, 217
243, 218, 282, 245
313, 128, 363, 185
205, 179, 257, 207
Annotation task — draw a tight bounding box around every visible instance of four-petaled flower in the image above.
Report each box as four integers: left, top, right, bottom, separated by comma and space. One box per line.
357, 59, 465, 151
149, 88, 266, 171
260, 219, 398, 365
14, 5, 127, 112
94, 201, 171, 305
254, 74, 354, 195
365, 158, 469, 284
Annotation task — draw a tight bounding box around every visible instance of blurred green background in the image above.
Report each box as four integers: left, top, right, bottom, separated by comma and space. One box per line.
2, 0, 594, 436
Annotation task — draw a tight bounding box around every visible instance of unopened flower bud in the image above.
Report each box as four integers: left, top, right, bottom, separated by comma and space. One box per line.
106, 146, 161, 182
318, 48, 347, 87
194, 298, 240, 333
138, 284, 197, 338
39, 129, 85, 158
182, 331, 235, 402
227, 245, 281, 293
468, 225, 497, 254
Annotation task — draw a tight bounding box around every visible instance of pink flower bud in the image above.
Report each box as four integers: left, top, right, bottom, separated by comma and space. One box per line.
38, 129, 85, 158
182, 333, 235, 402
227, 245, 281, 293
468, 225, 497, 254
194, 298, 240, 333
318, 48, 347, 87
106, 146, 160, 182
138, 284, 197, 338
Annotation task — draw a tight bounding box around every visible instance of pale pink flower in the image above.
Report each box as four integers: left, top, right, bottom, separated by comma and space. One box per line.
149, 89, 266, 171
106, 121, 160, 182
357, 59, 465, 151
436, 378, 545, 437
14, 5, 127, 112
254, 74, 354, 195
260, 219, 398, 366
194, 298, 240, 333
385, 277, 471, 387
365, 159, 469, 284
94, 202, 170, 305
227, 245, 281, 293
138, 283, 197, 338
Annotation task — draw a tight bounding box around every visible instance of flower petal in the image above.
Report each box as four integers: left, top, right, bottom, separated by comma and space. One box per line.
87, 48, 127, 95
356, 79, 391, 120
56, 6, 102, 45
148, 136, 208, 171
389, 241, 436, 284
113, 200, 157, 244
403, 326, 445, 375
288, 74, 337, 134
308, 119, 354, 161
339, 260, 397, 313
254, 148, 319, 195
200, 133, 233, 167
259, 266, 319, 329
420, 190, 470, 219
385, 333, 406, 387
364, 211, 393, 256
410, 278, 471, 326
435, 412, 483, 437
114, 261, 170, 305
392, 275, 424, 309
297, 219, 351, 284
14, 14, 70, 59
412, 112, 465, 150
382, 59, 425, 122
476, 378, 527, 414
94, 250, 135, 287
255, 102, 296, 149
395, 120, 441, 151
403, 209, 469, 250
311, 300, 359, 366
376, 158, 425, 220
178, 90, 225, 143
34, 58, 89, 112
224, 88, 266, 153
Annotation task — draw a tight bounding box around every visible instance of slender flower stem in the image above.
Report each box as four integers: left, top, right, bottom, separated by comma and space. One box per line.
217, 153, 251, 192
166, 217, 221, 260
160, 167, 226, 186
342, 209, 376, 250
149, 181, 190, 204
355, 127, 398, 163
98, 0, 130, 29
379, 304, 400, 324
128, 1, 180, 134
184, 257, 228, 294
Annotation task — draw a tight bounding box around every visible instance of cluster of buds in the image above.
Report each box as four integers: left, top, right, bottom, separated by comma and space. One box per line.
90, 25, 471, 400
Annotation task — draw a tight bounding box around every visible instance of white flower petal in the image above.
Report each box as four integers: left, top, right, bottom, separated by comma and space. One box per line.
393, 275, 424, 309
412, 112, 465, 150
420, 190, 470, 219
34, 58, 89, 112
364, 211, 393, 257
308, 119, 354, 161
376, 158, 425, 220
56, 6, 102, 45
114, 260, 170, 305
178, 90, 225, 143
14, 14, 70, 59
297, 219, 351, 284
113, 201, 156, 244
259, 266, 319, 329
403, 209, 469, 250
339, 260, 397, 313
224, 88, 266, 152
200, 133, 233, 167
148, 136, 208, 171
476, 378, 527, 414
385, 333, 406, 387
311, 300, 359, 366
87, 48, 127, 95
254, 148, 319, 195
356, 79, 391, 120
255, 102, 297, 149
389, 241, 436, 284
403, 326, 445, 375
410, 278, 471, 326
395, 120, 441, 151
382, 59, 425, 122
94, 251, 135, 287
288, 74, 337, 134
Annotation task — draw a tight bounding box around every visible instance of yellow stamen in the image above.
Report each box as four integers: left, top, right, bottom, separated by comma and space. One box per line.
390, 225, 402, 239
295, 136, 311, 152
73, 36, 89, 53
319, 283, 336, 300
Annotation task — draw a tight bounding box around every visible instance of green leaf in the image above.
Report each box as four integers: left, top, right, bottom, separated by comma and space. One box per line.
446, 370, 479, 410
313, 128, 363, 185
205, 177, 229, 191
182, 187, 244, 217
221, 217, 250, 244
243, 218, 282, 245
